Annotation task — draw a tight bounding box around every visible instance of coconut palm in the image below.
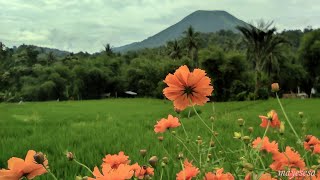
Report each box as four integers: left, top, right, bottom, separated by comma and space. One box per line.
167, 39, 182, 60
104, 43, 113, 56
183, 26, 200, 67
237, 21, 287, 97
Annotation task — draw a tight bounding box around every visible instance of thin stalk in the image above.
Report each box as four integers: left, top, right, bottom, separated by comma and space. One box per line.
276, 93, 301, 144
198, 143, 201, 169
162, 143, 173, 160
180, 159, 186, 180
179, 118, 190, 140
171, 134, 198, 163
262, 121, 270, 138
74, 159, 93, 174
42, 165, 58, 180
160, 167, 164, 180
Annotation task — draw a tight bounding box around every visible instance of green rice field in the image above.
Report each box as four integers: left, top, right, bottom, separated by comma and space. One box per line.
0, 98, 319, 179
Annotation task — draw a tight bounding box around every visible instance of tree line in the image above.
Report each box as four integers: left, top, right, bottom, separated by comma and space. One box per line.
0, 23, 319, 102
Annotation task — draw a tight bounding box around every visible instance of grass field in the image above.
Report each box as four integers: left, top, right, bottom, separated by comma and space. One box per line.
0, 98, 320, 179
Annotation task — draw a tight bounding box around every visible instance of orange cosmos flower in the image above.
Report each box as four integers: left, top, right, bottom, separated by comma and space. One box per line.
88, 164, 134, 180
131, 163, 154, 179
154, 114, 181, 133
259, 110, 281, 128
0, 150, 47, 180
245, 173, 276, 180
176, 159, 199, 180
313, 144, 320, 154
252, 137, 279, 154
163, 65, 213, 111
304, 135, 320, 154
102, 152, 130, 169
203, 168, 234, 180
270, 146, 305, 171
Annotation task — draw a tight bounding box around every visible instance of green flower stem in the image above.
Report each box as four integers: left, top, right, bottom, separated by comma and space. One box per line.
262, 121, 270, 138
180, 159, 186, 180
42, 165, 58, 180
179, 118, 190, 141
74, 159, 93, 175
203, 121, 215, 169
255, 150, 266, 170
160, 167, 164, 180
162, 142, 173, 160
198, 142, 202, 169
191, 104, 239, 179
171, 133, 198, 163
166, 166, 170, 180
250, 121, 269, 170
276, 93, 301, 144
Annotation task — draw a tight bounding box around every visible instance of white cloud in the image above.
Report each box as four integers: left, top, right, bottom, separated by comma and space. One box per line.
0, 0, 319, 53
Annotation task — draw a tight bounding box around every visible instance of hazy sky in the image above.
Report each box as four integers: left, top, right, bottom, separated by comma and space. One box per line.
1, 0, 319, 53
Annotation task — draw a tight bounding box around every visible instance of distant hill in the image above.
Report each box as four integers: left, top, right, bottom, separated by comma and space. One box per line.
114, 10, 247, 52
12, 45, 70, 58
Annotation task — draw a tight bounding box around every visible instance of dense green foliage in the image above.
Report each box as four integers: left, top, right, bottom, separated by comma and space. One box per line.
0, 98, 319, 179
0, 26, 319, 102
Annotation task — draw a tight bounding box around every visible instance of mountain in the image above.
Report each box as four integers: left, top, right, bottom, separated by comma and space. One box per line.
114, 10, 247, 52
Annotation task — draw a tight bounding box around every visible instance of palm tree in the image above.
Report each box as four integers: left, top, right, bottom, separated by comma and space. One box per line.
104, 43, 113, 56
167, 39, 182, 60
183, 26, 200, 67
237, 21, 287, 97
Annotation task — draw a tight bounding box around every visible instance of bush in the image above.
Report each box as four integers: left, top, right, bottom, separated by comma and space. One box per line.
257, 88, 269, 100
234, 91, 247, 101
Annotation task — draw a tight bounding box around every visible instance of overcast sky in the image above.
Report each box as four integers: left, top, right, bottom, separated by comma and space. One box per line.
1, 0, 319, 53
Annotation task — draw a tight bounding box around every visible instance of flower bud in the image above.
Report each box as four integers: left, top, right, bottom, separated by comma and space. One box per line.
161, 162, 166, 168
197, 136, 202, 140
144, 175, 152, 180
271, 83, 279, 92
237, 118, 244, 127
171, 131, 176, 135
233, 132, 242, 139
139, 149, 147, 157
158, 136, 164, 142
210, 116, 215, 122
279, 122, 285, 135
311, 165, 318, 170
210, 141, 215, 147
197, 139, 203, 145
162, 157, 169, 164
207, 154, 212, 159
298, 112, 304, 118
66, 152, 74, 161
248, 127, 253, 133
34, 152, 46, 165
148, 156, 158, 167
242, 136, 251, 144
213, 131, 219, 136
178, 152, 184, 159
243, 162, 254, 171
